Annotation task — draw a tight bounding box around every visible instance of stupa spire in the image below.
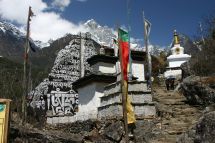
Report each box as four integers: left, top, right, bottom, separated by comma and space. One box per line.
173, 30, 180, 45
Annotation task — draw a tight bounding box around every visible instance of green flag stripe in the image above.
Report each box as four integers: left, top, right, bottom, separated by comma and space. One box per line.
119, 28, 129, 42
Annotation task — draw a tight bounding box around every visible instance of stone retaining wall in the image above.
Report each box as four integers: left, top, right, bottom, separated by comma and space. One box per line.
98, 81, 156, 120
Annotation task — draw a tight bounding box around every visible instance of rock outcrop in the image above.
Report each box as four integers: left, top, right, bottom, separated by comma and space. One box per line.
9, 123, 83, 143
9, 118, 163, 143
103, 120, 124, 142
177, 111, 215, 143
28, 33, 100, 122
180, 76, 215, 105
195, 111, 215, 143
176, 76, 215, 142
180, 62, 193, 78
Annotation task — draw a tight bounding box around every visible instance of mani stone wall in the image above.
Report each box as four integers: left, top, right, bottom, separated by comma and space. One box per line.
98, 81, 156, 120
29, 33, 101, 124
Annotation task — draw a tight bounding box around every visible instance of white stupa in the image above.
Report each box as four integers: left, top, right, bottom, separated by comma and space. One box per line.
164, 30, 191, 79
167, 30, 191, 68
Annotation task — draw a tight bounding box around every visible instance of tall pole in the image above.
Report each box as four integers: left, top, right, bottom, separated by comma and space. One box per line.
127, 0, 132, 81
118, 29, 129, 143
22, 6, 31, 124
142, 11, 152, 89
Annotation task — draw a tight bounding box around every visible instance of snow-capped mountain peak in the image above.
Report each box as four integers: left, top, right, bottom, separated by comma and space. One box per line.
84, 19, 98, 28
83, 19, 146, 51
0, 21, 25, 38
84, 19, 117, 47
0, 20, 51, 49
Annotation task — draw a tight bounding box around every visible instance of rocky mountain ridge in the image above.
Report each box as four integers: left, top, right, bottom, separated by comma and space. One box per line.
0, 21, 26, 60
0, 20, 41, 63
0, 19, 166, 64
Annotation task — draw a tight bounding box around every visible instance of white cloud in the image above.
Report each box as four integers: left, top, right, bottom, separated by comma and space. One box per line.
0, 0, 47, 24
130, 37, 143, 43
0, 0, 141, 47
30, 12, 87, 42
51, 0, 88, 11
51, 0, 71, 11
0, 0, 88, 42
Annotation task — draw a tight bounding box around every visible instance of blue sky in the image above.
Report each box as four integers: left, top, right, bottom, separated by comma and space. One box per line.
1, 0, 215, 47
60, 0, 215, 46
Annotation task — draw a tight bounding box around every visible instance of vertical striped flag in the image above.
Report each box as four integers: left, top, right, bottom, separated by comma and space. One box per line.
118, 28, 136, 124
118, 28, 129, 81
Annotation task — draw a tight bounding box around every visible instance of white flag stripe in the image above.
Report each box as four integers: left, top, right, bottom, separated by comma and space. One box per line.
27, 41, 30, 54
144, 19, 151, 37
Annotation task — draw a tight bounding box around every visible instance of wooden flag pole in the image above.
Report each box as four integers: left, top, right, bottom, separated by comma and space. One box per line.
127, 0, 132, 81
22, 6, 31, 124
142, 11, 152, 89
118, 28, 129, 143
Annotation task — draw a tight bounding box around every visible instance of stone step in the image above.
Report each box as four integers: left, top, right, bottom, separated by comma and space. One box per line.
98, 102, 156, 120
153, 95, 186, 101
152, 81, 204, 142
164, 129, 185, 135
159, 100, 185, 105
101, 92, 153, 107
150, 137, 176, 143
154, 92, 185, 97
172, 107, 200, 116
173, 115, 201, 122
104, 81, 150, 96
162, 117, 188, 123
168, 121, 190, 127
165, 122, 189, 129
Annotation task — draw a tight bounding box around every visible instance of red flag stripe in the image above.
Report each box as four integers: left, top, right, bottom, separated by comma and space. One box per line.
119, 41, 129, 81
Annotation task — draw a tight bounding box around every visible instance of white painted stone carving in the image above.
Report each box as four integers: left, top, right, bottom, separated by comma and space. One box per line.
29, 34, 98, 118
47, 89, 78, 116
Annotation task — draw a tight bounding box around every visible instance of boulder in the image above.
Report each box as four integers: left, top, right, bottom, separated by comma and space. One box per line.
9, 123, 83, 143
195, 111, 215, 143
177, 111, 215, 143
180, 76, 215, 105
134, 120, 163, 143
180, 62, 193, 78
103, 120, 124, 142
176, 127, 196, 143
